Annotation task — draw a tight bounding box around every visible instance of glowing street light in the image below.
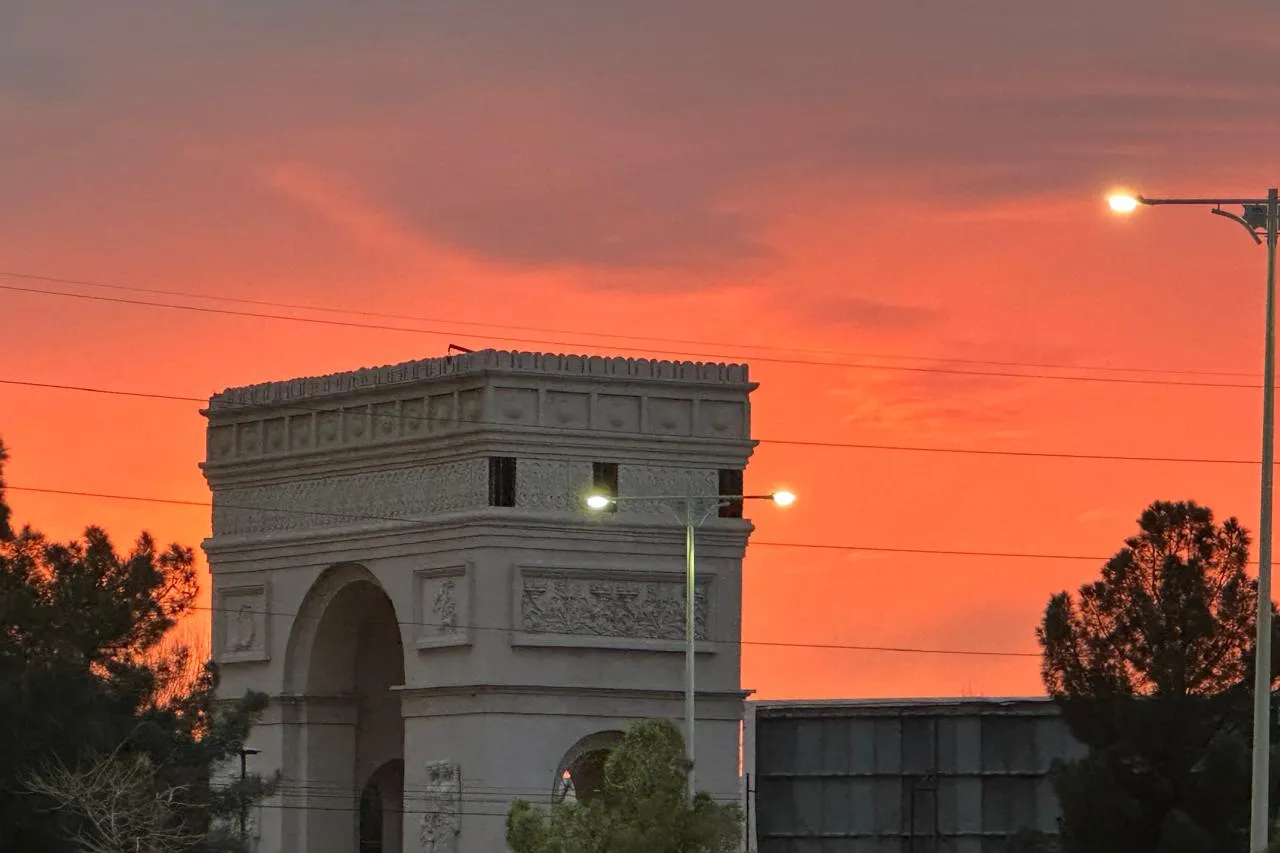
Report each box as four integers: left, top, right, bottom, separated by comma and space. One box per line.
1107, 185, 1279, 853
583, 487, 795, 800
1107, 193, 1141, 213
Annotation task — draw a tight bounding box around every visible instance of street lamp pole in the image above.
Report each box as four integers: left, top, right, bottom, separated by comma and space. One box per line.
1259, 188, 1278, 853
586, 489, 795, 803
1109, 189, 1278, 852
684, 504, 697, 801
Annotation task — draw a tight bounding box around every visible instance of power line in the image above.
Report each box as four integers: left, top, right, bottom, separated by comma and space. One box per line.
0, 268, 1255, 380
0, 282, 1260, 390
0, 378, 203, 403
1, 376, 1269, 467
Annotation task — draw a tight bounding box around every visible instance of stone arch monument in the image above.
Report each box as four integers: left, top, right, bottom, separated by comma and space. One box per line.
203, 349, 757, 852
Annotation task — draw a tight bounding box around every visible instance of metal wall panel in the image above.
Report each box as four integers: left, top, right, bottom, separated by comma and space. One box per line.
750, 700, 1086, 853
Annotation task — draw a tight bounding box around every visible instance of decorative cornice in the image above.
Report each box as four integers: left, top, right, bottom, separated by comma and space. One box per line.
201, 430, 756, 488
201, 509, 753, 564
207, 349, 752, 412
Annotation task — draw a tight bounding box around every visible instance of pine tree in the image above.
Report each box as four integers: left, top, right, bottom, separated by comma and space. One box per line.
1037, 500, 1279, 853
0, 438, 272, 851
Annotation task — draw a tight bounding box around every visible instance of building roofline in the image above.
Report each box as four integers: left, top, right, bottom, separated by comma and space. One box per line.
207, 348, 752, 411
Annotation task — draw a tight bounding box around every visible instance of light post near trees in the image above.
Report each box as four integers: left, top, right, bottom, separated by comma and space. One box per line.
1109, 188, 1279, 853
584, 487, 795, 801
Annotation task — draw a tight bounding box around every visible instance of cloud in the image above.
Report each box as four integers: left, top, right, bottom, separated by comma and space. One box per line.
6, 0, 1280, 278
778, 293, 941, 333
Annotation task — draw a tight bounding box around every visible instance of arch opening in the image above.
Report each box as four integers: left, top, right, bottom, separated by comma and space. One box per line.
285, 564, 406, 853
359, 759, 405, 853
552, 731, 624, 805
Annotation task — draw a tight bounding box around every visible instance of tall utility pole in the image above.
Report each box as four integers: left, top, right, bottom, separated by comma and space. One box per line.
1109, 188, 1279, 852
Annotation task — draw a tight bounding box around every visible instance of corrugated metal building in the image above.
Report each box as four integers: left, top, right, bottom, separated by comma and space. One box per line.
743, 698, 1085, 853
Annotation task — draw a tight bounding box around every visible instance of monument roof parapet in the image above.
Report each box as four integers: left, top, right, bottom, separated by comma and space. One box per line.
207, 349, 750, 412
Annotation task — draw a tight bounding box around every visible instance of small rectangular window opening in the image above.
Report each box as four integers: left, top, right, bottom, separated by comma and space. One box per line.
719, 469, 744, 518
489, 457, 516, 507
592, 462, 619, 513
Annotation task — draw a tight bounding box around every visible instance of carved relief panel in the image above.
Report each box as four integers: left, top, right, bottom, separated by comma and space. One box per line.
418, 760, 462, 853
512, 566, 712, 651
218, 583, 269, 663
211, 459, 489, 537
414, 565, 472, 650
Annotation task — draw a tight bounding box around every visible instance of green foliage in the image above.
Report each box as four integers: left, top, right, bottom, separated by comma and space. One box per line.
506, 719, 742, 853
0, 439, 272, 851
1036, 500, 1278, 853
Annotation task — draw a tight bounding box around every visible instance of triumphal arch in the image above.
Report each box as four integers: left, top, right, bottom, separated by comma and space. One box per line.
202, 349, 757, 853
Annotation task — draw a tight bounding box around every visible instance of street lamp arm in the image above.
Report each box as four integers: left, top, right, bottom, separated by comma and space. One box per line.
602, 494, 725, 503
591, 492, 793, 505
1139, 196, 1271, 206
1211, 207, 1265, 245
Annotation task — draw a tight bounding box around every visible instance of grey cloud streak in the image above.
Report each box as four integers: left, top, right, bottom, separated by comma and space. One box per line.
4, 0, 1280, 278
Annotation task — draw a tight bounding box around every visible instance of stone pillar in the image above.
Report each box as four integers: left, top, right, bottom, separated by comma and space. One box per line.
402, 714, 509, 853
293, 697, 359, 853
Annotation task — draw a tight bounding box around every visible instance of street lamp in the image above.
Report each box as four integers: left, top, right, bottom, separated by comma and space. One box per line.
584, 488, 796, 801
1110, 188, 1278, 853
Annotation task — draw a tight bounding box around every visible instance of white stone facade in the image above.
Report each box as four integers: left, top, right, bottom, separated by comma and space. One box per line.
202, 350, 758, 853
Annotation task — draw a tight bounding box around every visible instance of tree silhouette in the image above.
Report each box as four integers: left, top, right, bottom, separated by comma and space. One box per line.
0, 438, 271, 850
1037, 500, 1280, 853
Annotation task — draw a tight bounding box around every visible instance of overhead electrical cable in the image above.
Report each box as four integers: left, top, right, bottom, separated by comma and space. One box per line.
0, 282, 1259, 390
0, 268, 1254, 379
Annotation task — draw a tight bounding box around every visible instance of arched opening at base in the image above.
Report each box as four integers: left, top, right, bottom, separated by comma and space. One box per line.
284, 564, 406, 853
359, 759, 405, 853
553, 731, 625, 804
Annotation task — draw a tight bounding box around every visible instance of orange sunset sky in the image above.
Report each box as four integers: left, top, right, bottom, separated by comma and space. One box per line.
2, 2, 1279, 700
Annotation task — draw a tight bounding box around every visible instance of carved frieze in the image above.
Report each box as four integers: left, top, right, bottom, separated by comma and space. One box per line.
615, 466, 718, 515
414, 565, 471, 650
418, 760, 462, 853
211, 460, 488, 537
515, 459, 593, 511
218, 583, 269, 663
516, 568, 710, 649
